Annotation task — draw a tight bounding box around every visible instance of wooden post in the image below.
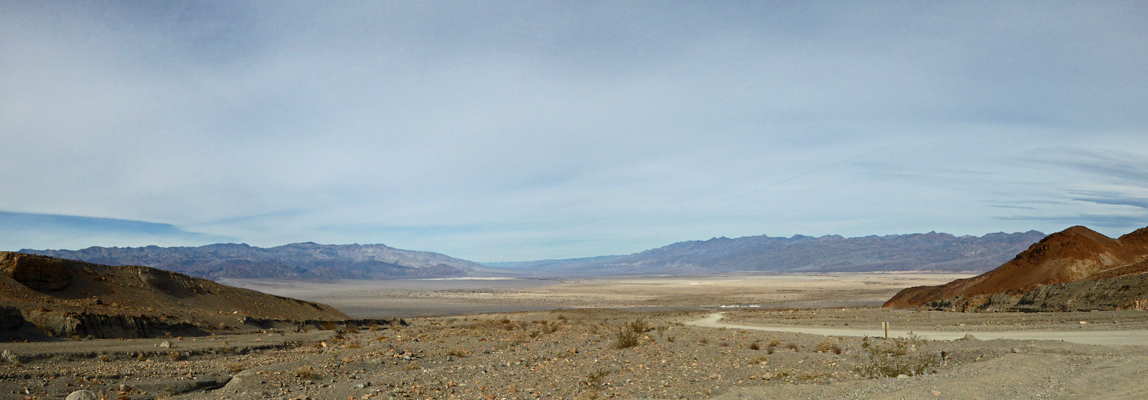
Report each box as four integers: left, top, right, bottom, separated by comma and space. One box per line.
883, 321, 888, 339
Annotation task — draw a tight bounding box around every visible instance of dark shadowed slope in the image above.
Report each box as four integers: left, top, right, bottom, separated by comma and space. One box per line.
502, 231, 1046, 276
21, 242, 484, 280
0, 252, 349, 339
884, 226, 1148, 311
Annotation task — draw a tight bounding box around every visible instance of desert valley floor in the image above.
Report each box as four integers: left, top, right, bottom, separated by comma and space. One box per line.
5, 273, 1148, 399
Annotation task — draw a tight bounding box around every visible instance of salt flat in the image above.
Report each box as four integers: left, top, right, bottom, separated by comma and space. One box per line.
221, 273, 970, 318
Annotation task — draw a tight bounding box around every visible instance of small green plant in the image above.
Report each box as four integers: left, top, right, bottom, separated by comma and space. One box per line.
614, 327, 640, 349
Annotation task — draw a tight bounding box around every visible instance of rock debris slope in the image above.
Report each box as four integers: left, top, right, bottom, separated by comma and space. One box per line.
884, 225, 1148, 311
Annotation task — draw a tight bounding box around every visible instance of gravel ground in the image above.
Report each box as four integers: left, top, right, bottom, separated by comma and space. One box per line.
3, 308, 1148, 399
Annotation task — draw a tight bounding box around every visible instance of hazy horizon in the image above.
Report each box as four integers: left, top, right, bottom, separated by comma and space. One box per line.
3, 2, 1146, 261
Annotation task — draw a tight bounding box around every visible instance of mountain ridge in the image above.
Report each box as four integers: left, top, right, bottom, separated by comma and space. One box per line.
499, 230, 1047, 276
21, 242, 484, 280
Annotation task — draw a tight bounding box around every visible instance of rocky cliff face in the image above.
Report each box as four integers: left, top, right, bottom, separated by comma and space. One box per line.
884, 226, 1148, 311
0, 252, 350, 339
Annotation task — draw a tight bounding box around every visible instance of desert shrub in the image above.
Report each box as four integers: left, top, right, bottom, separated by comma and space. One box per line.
665, 335, 676, 343
345, 324, 360, 334
815, 340, 842, 354
719, 341, 730, 347
529, 331, 541, 338
749, 341, 761, 350
167, 351, 184, 361
322, 321, 337, 331
698, 338, 709, 345
226, 363, 245, 373
854, 333, 937, 378
614, 327, 640, 349
401, 362, 421, 371
542, 322, 560, 334
295, 366, 317, 380
768, 340, 781, 347
446, 349, 468, 358
786, 343, 800, 352
627, 318, 649, 333
580, 368, 610, 390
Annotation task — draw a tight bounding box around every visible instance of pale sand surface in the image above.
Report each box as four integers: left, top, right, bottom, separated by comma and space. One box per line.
221, 273, 970, 318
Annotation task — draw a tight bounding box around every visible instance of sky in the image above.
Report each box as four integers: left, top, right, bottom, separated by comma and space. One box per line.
2, 1, 1147, 262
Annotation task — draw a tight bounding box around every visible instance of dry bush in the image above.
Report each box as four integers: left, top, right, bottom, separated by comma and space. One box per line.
542, 322, 560, 334
698, 338, 709, 345
614, 327, 640, 349
815, 340, 842, 354
446, 349, 468, 358
749, 341, 761, 350
295, 366, 317, 380
322, 321, 337, 331
401, 362, 421, 371
627, 318, 650, 333
226, 363, 245, 373
786, 343, 800, 352
854, 333, 937, 378
345, 324, 360, 334
580, 368, 610, 390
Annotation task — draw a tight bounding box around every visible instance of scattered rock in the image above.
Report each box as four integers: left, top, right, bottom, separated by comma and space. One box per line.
66, 390, 98, 400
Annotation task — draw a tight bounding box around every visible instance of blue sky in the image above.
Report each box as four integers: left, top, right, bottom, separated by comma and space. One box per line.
2, 1, 1146, 262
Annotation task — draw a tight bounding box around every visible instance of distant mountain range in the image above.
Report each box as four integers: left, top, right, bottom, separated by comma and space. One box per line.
21, 230, 1047, 280
21, 242, 484, 280
496, 231, 1047, 276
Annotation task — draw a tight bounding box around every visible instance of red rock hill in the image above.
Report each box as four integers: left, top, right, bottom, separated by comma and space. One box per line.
884, 226, 1148, 310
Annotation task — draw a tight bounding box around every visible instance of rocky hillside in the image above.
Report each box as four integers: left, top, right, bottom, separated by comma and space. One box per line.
21, 242, 484, 280
503, 231, 1046, 276
0, 252, 350, 340
884, 226, 1148, 311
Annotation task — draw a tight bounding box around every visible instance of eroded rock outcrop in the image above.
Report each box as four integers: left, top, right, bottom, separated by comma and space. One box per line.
884, 226, 1148, 311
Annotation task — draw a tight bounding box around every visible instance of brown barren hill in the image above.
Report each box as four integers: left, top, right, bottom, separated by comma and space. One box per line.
884, 225, 1148, 310
0, 252, 348, 339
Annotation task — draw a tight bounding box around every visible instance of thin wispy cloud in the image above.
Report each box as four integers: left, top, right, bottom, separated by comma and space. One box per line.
2, 1, 1146, 261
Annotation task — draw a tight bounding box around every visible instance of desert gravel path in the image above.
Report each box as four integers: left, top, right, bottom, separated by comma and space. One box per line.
687, 312, 1148, 346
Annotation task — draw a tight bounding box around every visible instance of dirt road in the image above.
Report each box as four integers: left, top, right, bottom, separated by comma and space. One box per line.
688, 312, 1148, 346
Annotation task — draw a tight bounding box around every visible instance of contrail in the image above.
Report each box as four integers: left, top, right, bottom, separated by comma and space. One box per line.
726, 142, 903, 200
